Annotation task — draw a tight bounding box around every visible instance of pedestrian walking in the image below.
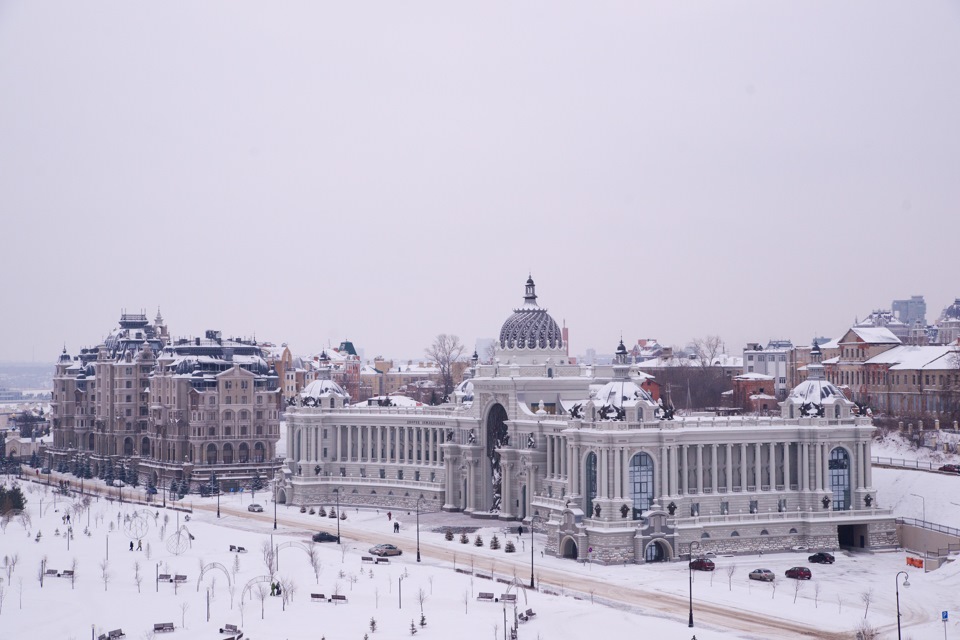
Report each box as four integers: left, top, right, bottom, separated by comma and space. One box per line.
388, 511, 392, 521
137, 539, 142, 551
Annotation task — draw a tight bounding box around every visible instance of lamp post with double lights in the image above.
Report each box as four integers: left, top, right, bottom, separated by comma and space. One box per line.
909, 493, 925, 523
688, 540, 701, 628
416, 496, 425, 562
895, 570, 910, 639
212, 472, 220, 518
273, 476, 278, 530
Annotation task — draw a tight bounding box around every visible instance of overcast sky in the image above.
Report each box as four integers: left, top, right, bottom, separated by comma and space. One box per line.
1, 1, 959, 363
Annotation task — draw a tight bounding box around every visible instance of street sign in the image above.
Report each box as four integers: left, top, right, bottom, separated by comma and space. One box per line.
943, 611, 948, 621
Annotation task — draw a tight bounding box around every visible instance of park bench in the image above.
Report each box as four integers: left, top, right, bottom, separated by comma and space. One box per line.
500, 593, 517, 603
229, 545, 247, 553
375, 557, 390, 564
173, 574, 188, 583
44, 569, 58, 577
361, 556, 375, 564
108, 630, 125, 639
219, 623, 240, 634
454, 568, 471, 575
331, 594, 348, 604
476, 592, 495, 602
60, 570, 74, 579
310, 593, 326, 602
518, 608, 536, 622
158, 573, 172, 582
153, 622, 175, 633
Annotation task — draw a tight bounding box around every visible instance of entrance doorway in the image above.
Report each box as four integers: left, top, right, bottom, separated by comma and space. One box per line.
560, 537, 578, 559
644, 540, 669, 562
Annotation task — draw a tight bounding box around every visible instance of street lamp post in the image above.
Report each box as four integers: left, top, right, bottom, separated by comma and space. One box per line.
273, 478, 278, 530
335, 487, 342, 544
688, 541, 701, 628
910, 493, 925, 523
213, 473, 220, 519
416, 497, 425, 562
529, 514, 543, 589
895, 570, 910, 639
399, 575, 404, 609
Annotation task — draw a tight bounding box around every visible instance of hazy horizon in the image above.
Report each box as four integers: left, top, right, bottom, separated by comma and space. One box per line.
2, 1, 958, 364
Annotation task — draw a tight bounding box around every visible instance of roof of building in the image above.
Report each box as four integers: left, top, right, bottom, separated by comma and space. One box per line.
499, 276, 563, 351
844, 326, 901, 345
865, 345, 959, 371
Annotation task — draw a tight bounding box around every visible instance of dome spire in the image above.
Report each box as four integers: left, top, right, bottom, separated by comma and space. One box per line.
523, 275, 538, 307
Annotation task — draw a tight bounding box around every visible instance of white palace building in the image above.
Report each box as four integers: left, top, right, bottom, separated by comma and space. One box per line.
279, 278, 897, 563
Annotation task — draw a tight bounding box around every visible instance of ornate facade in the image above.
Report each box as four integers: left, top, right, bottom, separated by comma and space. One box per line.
49, 312, 282, 491
280, 278, 898, 563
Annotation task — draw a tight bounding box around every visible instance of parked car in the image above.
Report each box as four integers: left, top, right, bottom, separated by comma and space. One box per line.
785, 566, 812, 580
748, 569, 775, 582
938, 464, 960, 474
369, 543, 403, 557
247, 503, 264, 513
689, 558, 715, 571
808, 552, 835, 564
312, 531, 338, 543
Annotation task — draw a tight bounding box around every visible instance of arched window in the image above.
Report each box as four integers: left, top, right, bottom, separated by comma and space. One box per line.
123, 438, 134, 456
222, 443, 234, 464
829, 447, 851, 510
760, 529, 769, 535
834, 404, 841, 419
141, 437, 150, 457
254, 441, 265, 463
238, 442, 250, 463
730, 531, 740, 537
585, 452, 598, 516
628, 452, 655, 518
206, 443, 218, 465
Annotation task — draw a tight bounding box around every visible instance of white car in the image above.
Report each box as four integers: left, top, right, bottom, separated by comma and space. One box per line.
112, 480, 125, 487
247, 504, 264, 513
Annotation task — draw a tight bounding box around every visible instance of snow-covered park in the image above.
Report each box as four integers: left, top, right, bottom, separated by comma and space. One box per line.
1, 458, 959, 640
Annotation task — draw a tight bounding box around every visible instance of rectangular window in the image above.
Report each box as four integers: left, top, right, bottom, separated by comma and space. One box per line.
225, 426, 232, 436
257, 396, 263, 404
226, 397, 232, 405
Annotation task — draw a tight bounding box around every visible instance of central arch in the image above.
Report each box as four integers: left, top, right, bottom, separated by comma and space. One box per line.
560, 536, 579, 559
486, 403, 508, 512
643, 540, 669, 562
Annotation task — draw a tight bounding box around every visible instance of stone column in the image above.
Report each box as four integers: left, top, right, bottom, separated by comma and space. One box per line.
711, 444, 719, 493
857, 442, 866, 489
598, 447, 607, 499
754, 443, 762, 490
814, 444, 823, 492
864, 441, 873, 487
561, 438, 568, 478
681, 445, 689, 495
822, 443, 830, 492
768, 442, 776, 488
725, 443, 733, 493
333, 426, 340, 462
800, 443, 808, 491
668, 445, 678, 496
613, 448, 622, 499
739, 443, 747, 491
660, 446, 670, 500
502, 460, 511, 517
783, 442, 791, 490
695, 444, 704, 494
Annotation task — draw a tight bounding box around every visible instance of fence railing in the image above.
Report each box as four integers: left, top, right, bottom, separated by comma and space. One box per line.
871, 456, 943, 472
896, 517, 960, 539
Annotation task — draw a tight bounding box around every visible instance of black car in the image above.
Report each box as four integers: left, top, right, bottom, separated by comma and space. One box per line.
808, 552, 835, 564
312, 531, 339, 543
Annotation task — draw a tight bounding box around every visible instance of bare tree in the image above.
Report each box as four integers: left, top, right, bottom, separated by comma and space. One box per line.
792, 578, 804, 604
306, 542, 322, 584
232, 554, 241, 582
813, 581, 822, 608
8, 553, 19, 580
349, 574, 358, 591
428, 575, 434, 595
417, 587, 428, 614
179, 601, 189, 628
855, 619, 880, 640
261, 540, 276, 577
134, 561, 143, 593
463, 589, 469, 614
374, 586, 380, 609
836, 594, 843, 614
770, 580, 776, 600
725, 564, 736, 591
860, 589, 873, 618
100, 559, 110, 592
256, 584, 268, 620
425, 334, 466, 399
0, 585, 5, 616
332, 581, 343, 603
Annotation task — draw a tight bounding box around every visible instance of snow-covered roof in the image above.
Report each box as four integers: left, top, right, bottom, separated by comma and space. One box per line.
735, 372, 775, 381
300, 378, 349, 400
787, 377, 847, 405
845, 327, 901, 345
866, 345, 959, 371
591, 378, 653, 408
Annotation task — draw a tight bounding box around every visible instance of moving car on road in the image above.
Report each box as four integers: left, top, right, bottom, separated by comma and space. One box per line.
247, 503, 264, 512
748, 569, 775, 582
689, 558, 715, 571
939, 464, 960, 474
808, 552, 835, 564
312, 531, 338, 543
785, 566, 812, 580
369, 543, 403, 557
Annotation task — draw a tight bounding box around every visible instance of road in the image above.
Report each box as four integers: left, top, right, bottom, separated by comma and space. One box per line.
202, 501, 855, 639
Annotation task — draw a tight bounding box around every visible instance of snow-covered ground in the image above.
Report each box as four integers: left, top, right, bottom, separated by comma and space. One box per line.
1, 464, 959, 640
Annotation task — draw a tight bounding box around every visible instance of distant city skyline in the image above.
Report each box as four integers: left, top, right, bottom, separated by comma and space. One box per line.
2, 2, 958, 363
